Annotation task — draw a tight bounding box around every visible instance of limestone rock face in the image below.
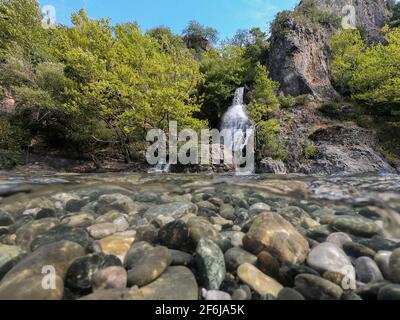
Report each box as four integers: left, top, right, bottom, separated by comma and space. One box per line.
268, 0, 391, 99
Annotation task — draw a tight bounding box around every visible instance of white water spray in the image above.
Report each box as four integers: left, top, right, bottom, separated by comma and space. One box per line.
221, 87, 254, 152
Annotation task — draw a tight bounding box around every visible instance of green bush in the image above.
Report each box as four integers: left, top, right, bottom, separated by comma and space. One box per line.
0, 116, 24, 168
279, 95, 296, 108
295, 94, 311, 106
303, 143, 317, 159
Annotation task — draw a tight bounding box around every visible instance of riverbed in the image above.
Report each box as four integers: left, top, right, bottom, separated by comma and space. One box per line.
0, 171, 399, 300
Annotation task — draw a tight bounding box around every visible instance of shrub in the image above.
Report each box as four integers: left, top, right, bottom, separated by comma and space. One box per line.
303, 143, 317, 159
0, 116, 24, 168
279, 95, 296, 108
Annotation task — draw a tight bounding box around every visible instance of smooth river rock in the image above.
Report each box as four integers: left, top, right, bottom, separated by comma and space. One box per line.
140, 266, 198, 300
65, 253, 122, 291
144, 202, 197, 223
378, 284, 400, 300
127, 246, 172, 287
224, 247, 257, 272
389, 248, 400, 283
295, 274, 343, 300
243, 212, 309, 264
30, 224, 92, 252
330, 216, 380, 237
326, 232, 353, 248
94, 232, 136, 262
0, 241, 85, 299
374, 251, 392, 280
93, 266, 128, 291
195, 239, 226, 290
307, 242, 355, 280
237, 263, 283, 297
354, 257, 384, 283
96, 193, 137, 214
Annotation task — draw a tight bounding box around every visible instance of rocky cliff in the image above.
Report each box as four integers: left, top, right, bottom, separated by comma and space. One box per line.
276, 104, 396, 175
268, 0, 391, 99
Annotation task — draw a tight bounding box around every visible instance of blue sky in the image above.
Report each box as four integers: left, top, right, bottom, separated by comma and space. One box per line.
39, 0, 299, 39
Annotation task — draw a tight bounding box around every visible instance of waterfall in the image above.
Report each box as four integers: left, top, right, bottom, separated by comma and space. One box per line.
148, 161, 171, 174
221, 88, 253, 152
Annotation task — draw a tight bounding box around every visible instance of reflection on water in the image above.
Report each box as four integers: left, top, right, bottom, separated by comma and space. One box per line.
1, 171, 400, 214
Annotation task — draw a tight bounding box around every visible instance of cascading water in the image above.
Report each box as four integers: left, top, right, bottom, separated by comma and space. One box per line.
148, 160, 171, 174
221, 87, 253, 152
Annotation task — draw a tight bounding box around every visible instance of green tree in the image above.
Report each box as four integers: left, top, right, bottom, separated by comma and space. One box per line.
330, 29, 364, 96
55, 10, 206, 162
350, 27, 400, 105
0, 0, 51, 61
231, 28, 269, 64
182, 20, 218, 54
248, 64, 285, 160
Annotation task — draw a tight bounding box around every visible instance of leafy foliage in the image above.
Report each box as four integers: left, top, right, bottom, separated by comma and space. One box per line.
248, 64, 285, 160
54, 10, 206, 162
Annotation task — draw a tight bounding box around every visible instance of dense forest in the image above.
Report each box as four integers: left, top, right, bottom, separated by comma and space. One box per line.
0, 0, 400, 171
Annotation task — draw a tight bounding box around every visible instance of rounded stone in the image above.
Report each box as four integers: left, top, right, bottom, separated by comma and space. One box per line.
94, 232, 136, 262
279, 264, 321, 287
93, 266, 128, 291
243, 212, 309, 264
378, 284, 400, 300
0, 274, 64, 300
140, 266, 198, 300
170, 249, 193, 266
389, 248, 400, 283
0, 211, 14, 226
322, 271, 345, 286
249, 203, 271, 215
219, 204, 236, 221
329, 216, 380, 237
0, 241, 85, 298
295, 274, 343, 300
65, 199, 86, 213
188, 217, 221, 245
224, 247, 257, 272
30, 224, 92, 252
65, 253, 122, 291
307, 242, 355, 280
144, 202, 197, 223
354, 257, 384, 283
96, 193, 137, 214
343, 242, 376, 258
15, 218, 59, 251
35, 208, 57, 220
374, 251, 392, 280
61, 213, 95, 228
127, 246, 172, 287
277, 288, 305, 300
124, 241, 153, 269
237, 263, 283, 297
232, 287, 251, 300
195, 238, 226, 290
326, 232, 353, 248
256, 251, 280, 280
87, 223, 117, 240
158, 220, 191, 251
202, 289, 232, 300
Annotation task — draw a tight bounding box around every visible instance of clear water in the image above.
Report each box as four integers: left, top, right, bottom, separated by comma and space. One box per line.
1, 171, 399, 235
